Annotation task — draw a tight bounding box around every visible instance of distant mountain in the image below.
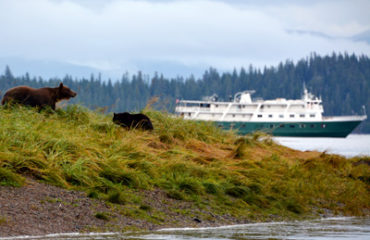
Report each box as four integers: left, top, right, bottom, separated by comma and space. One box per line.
286, 29, 335, 39
352, 29, 370, 44
0, 57, 206, 80
0, 57, 102, 80
287, 28, 370, 46
134, 59, 206, 79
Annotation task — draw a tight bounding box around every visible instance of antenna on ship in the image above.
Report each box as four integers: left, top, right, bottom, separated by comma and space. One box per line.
302, 82, 308, 100
362, 105, 367, 118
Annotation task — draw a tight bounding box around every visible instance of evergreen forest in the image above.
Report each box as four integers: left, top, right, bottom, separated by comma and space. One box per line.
0, 53, 369, 132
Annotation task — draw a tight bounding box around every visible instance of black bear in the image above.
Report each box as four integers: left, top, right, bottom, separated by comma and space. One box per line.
1, 83, 77, 110
113, 112, 153, 130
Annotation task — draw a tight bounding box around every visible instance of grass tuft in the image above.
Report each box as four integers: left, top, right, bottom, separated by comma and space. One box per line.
203, 181, 220, 194
139, 204, 151, 211
87, 191, 99, 199
99, 166, 142, 188
225, 186, 250, 198
56, 105, 90, 125
0, 215, 7, 225
166, 189, 185, 200
107, 191, 126, 205
95, 212, 109, 221
0, 168, 24, 187
178, 178, 203, 195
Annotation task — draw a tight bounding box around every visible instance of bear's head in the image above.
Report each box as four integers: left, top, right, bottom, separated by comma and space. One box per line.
113, 112, 130, 123
57, 83, 77, 100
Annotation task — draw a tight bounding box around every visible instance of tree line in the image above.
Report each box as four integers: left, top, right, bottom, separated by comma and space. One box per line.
0, 52, 369, 132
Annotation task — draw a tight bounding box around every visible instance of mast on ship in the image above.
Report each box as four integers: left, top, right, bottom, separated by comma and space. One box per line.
302, 85, 324, 115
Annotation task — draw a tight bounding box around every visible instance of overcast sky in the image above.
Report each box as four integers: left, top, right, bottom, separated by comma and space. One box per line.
1, 0, 370, 79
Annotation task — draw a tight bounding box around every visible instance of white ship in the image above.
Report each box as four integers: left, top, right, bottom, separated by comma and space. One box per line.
175, 88, 367, 137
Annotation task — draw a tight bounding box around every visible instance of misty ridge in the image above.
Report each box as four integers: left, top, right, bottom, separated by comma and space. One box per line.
0, 52, 369, 133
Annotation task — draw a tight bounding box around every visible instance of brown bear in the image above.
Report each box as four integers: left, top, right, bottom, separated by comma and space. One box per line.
1, 83, 77, 110
113, 112, 154, 131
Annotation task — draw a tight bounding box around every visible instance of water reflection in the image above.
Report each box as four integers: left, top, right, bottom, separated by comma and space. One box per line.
131, 217, 370, 240
2, 217, 368, 240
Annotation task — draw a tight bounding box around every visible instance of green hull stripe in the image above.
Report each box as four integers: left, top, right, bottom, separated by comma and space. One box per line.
214, 121, 362, 137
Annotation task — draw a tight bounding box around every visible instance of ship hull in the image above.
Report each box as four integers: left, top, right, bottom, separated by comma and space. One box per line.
215, 120, 363, 138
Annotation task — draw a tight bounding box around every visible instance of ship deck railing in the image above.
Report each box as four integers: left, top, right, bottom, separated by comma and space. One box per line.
323, 115, 367, 121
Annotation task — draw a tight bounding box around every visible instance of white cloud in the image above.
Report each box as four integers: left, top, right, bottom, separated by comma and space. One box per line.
0, 0, 369, 77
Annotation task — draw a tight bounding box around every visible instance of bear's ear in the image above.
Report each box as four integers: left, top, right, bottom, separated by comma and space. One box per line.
59, 83, 64, 89
113, 113, 116, 116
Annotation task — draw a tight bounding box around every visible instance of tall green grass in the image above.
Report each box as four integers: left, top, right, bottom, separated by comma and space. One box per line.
0, 105, 368, 220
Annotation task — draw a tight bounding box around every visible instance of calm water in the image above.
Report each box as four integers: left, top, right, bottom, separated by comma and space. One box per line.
273, 134, 370, 157
2, 217, 369, 240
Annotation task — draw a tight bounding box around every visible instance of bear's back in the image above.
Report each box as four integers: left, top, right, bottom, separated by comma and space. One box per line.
113, 112, 153, 130
2, 86, 35, 104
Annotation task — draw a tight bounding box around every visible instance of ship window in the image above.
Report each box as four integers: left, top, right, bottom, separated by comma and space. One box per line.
279, 124, 285, 128
300, 114, 305, 118
241, 124, 246, 127
270, 124, 274, 128
300, 124, 306, 128
232, 114, 235, 117
268, 114, 273, 118
321, 124, 326, 128
267, 105, 270, 108
290, 114, 295, 118
310, 114, 315, 118
200, 103, 210, 108
279, 114, 284, 118
310, 124, 315, 128
215, 104, 218, 107
290, 125, 295, 128
260, 105, 264, 109
257, 114, 263, 118
188, 113, 191, 116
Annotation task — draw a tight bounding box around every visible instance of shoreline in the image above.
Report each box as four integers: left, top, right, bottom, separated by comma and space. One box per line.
1, 216, 367, 240
1, 179, 360, 238
0, 178, 345, 238
0, 178, 261, 237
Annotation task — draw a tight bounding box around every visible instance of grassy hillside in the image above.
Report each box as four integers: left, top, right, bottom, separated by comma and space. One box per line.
0, 105, 369, 227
